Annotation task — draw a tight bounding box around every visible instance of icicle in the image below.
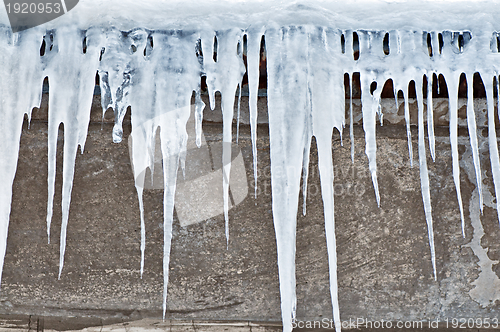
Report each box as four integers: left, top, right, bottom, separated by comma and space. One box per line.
46, 95, 57, 244
201, 29, 246, 247
301, 135, 312, 216
99, 28, 150, 277
360, 73, 381, 207
127, 29, 157, 277
446, 72, 466, 237
403, 84, 413, 167
0, 27, 43, 287
236, 83, 242, 144
466, 72, 483, 215
266, 25, 309, 332
416, 76, 437, 280
137, 186, 145, 278
246, 29, 262, 199
302, 29, 313, 217
130, 126, 149, 278
42, 27, 102, 278
316, 132, 341, 332
99, 29, 147, 144
128, 30, 201, 319
427, 73, 436, 161
486, 75, 500, 226
311, 27, 344, 332
342, 31, 355, 163
350, 73, 354, 163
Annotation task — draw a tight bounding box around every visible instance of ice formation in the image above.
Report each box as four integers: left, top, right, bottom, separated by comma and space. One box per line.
1, 1, 500, 332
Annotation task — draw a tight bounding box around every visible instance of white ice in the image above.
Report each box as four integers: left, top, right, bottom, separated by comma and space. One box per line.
0, 2, 500, 332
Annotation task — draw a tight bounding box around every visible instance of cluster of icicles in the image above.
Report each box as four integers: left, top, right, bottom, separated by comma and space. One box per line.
1, 24, 500, 332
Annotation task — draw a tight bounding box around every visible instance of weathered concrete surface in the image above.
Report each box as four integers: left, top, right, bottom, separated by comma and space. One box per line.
1, 94, 500, 330
0, 316, 282, 331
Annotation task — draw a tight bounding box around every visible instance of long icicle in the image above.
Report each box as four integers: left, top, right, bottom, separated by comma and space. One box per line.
447, 72, 466, 237
466, 72, 483, 217
488, 75, 500, 226
417, 75, 437, 280
0, 28, 44, 287
266, 25, 310, 332
350, 73, 354, 163
43, 27, 101, 278
311, 27, 344, 332
361, 73, 381, 206
247, 30, 262, 200
317, 135, 341, 332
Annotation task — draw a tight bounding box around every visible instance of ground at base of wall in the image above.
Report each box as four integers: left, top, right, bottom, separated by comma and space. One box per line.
1, 315, 500, 332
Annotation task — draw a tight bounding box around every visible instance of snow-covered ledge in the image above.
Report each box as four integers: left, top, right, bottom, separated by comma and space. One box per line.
1, 1, 500, 331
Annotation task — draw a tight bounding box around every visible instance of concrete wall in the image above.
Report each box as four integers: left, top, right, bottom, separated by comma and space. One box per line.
1, 93, 500, 330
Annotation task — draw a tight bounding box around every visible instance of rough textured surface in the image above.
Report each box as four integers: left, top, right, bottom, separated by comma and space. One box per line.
1, 95, 500, 329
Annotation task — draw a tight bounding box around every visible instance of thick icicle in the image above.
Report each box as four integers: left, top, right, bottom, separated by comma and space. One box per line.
446, 72, 466, 237
126, 30, 156, 277
416, 76, 437, 280
43, 27, 102, 278
201, 29, 246, 247
246, 29, 262, 199
311, 27, 345, 332
266, 25, 345, 332
0, 27, 43, 287
465, 72, 483, 214
357, 30, 382, 206
360, 73, 381, 207
266, 25, 308, 332
99, 29, 148, 144
129, 30, 201, 318
99, 29, 150, 276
